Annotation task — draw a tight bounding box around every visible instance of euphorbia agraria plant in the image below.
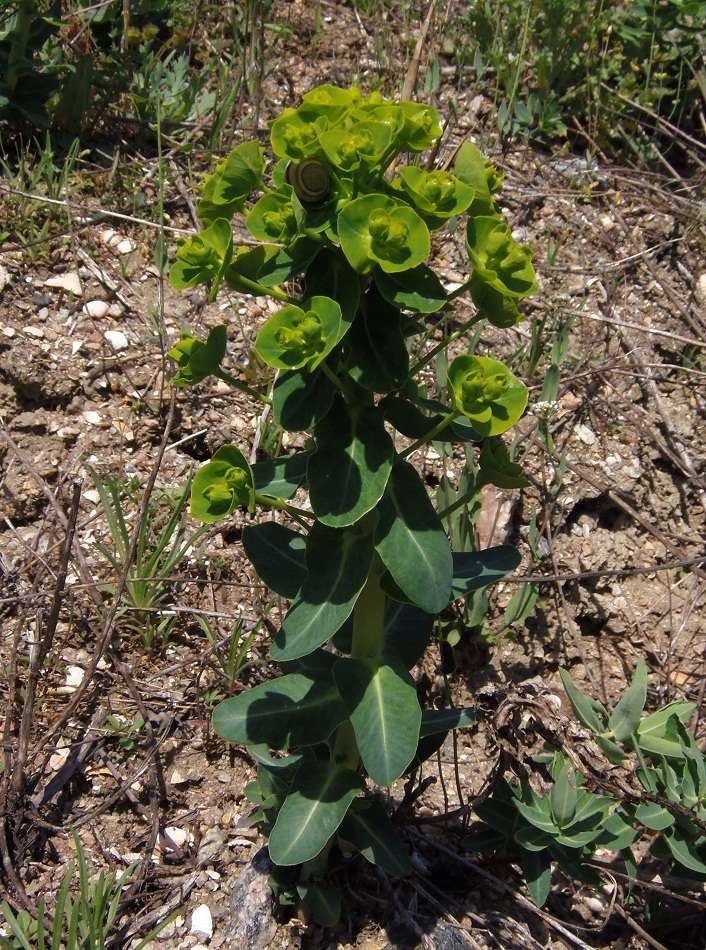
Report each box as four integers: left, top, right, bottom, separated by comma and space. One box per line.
169, 83, 536, 924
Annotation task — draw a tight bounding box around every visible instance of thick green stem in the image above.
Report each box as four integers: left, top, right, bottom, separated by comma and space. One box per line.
331, 553, 386, 774
351, 553, 386, 661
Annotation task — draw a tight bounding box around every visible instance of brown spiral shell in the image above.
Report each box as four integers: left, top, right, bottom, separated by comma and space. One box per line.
285, 158, 331, 205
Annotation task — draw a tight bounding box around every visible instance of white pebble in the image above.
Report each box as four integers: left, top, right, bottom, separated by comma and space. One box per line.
45, 273, 82, 296
83, 410, 102, 425
190, 904, 213, 939
104, 329, 129, 351
575, 423, 596, 446
116, 239, 134, 255
83, 300, 110, 319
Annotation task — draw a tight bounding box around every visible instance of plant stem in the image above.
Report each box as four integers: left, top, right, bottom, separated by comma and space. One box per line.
400, 408, 462, 460
351, 553, 386, 661
253, 494, 314, 527
436, 475, 483, 521
215, 369, 272, 405
408, 312, 484, 377
230, 275, 297, 304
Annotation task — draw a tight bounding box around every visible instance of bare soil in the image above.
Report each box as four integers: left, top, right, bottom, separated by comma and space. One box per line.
1, 3, 706, 949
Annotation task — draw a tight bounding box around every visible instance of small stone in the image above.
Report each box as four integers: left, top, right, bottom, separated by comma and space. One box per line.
197, 828, 226, 868
1, 326, 16, 338
190, 904, 213, 940
0, 265, 8, 291
116, 239, 135, 255
24, 326, 44, 338
104, 330, 129, 351
170, 769, 188, 786
44, 273, 82, 295
83, 410, 102, 425
575, 423, 596, 445
84, 300, 110, 319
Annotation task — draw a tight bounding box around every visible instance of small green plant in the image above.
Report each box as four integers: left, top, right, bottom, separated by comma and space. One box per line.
460, 0, 706, 158
0, 830, 177, 949
168, 83, 537, 924
465, 659, 706, 906
91, 469, 209, 648
194, 613, 265, 693
103, 713, 144, 753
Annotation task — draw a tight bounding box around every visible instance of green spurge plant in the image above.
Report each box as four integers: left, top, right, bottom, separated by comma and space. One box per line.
168, 83, 536, 924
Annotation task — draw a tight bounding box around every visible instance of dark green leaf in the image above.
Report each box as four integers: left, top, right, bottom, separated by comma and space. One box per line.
269, 761, 364, 865
242, 522, 307, 599
383, 602, 434, 669
636, 802, 675, 831
211, 671, 347, 749
420, 706, 475, 737
296, 880, 341, 926
308, 397, 394, 527
305, 248, 361, 324
558, 669, 608, 734
522, 848, 552, 906
339, 798, 412, 876
609, 658, 647, 743
374, 460, 453, 614
346, 284, 409, 393
272, 366, 337, 432
375, 263, 448, 313
271, 522, 375, 660
257, 238, 321, 286
334, 655, 421, 786
550, 761, 577, 826
451, 546, 521, 598
661, 828, 706, 875
504, 583, 538, 627
252, 452, 310, 500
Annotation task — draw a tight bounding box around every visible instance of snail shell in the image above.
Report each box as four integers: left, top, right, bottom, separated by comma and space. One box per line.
285, 158, 331, 205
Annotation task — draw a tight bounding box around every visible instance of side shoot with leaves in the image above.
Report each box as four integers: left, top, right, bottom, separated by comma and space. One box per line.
168, 84, 537, 923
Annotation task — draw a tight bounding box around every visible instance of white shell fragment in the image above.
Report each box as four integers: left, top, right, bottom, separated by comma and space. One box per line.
116, 239, 134, 255
45, 273, 82, 296
64, 665, 84, 689
83, 300, 110, 319
190, 904, 213, 939
0, 265, 8, 291
104, 330, 129, 351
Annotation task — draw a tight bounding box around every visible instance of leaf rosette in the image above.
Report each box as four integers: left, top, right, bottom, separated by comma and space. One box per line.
299, 84, 362, 124
197, 140, 265, 226
167, 324, 226, 386
467, 217, 537, 299
397, 167, 474, 223
338, 194, 430, 274
270, 108, 326, 162
398, 102, 443, 151
255, 296, 344, 371
170, 218, 233, 296
448, 355, 528, 436
191, 445, 255, 522
247, 189, 298, 243
319, 121, 392, 171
